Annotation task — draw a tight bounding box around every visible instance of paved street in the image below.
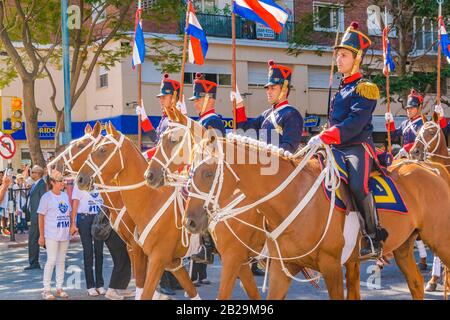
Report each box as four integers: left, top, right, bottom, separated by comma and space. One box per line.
0, 233, 447, 300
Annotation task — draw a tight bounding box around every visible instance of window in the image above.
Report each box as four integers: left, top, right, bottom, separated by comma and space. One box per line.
140, 0, 157, 10
194, 0, 217, 13
413, 17, 438, 53
184, 73, 231, 86
313, 2, 344, 33
92, 1, 107, 23
308, 67, 340, 89
218, 74, 231, 86
99, 66, 108, 88
367, 5, 396, 37
248, 63, 268, 87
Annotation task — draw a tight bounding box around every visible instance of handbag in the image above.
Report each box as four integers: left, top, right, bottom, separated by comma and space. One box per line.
91, 207, 112, 241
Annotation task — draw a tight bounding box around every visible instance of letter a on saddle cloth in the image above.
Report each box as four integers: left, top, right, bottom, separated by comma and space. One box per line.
317, 147, 408, 215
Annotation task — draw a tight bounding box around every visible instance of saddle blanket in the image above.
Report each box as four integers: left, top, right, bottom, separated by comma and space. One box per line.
318, 148, 408, 215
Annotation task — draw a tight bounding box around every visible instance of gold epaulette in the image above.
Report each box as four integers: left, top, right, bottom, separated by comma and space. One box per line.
356, 81, 380, 100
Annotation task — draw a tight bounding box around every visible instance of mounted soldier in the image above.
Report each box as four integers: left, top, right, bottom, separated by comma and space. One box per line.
232, 60, 304, 153
307, 21, 388, 259
385, 89, 447, 158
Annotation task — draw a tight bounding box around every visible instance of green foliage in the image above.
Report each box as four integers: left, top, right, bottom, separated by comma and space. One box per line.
0, 55, 17, 89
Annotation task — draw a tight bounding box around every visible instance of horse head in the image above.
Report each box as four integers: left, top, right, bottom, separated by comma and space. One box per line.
410, 112, 444, 161
145, 106, 206, 189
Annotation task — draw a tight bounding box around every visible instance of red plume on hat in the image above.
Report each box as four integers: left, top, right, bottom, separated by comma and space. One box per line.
409, 88, 424, 104
350, 21, 359, 30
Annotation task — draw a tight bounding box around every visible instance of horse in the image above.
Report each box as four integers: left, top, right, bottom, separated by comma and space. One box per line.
75, 122, 201, 300
145, 105, 361, 300
144, 106, 265, 300
183, 132, 450, 300
48, 121, 148, 299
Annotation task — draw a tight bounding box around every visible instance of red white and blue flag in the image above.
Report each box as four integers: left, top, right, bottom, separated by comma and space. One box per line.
439, 16, 450, 63
132, 7, 145, 69
382, 26, 395, 76
233, 0, 289, 34
186, 1, 208, 65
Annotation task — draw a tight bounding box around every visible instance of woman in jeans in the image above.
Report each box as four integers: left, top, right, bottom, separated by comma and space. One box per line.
38, 171, 72, 300
71, 184, 105, 297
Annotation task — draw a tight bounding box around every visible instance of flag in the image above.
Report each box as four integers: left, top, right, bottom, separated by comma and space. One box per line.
132, 8, 145, 68
439, 16, 450, 63
139, 104, 154, 132
382, 26, 395, 76
233, 0, 289, 34
186, 1, 208, 65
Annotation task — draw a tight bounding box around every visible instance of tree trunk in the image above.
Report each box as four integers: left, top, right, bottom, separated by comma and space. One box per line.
54, 110, 64, 151
22, 79, 46, 168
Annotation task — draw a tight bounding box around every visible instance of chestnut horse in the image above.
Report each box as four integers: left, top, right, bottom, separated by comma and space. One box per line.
184, 133, 450, 300
144, 107, 266, 300
49, 122, 149, 299
145, 106, 361, 299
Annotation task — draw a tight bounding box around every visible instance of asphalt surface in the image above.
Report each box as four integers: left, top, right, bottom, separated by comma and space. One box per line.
0, 235, 447, 300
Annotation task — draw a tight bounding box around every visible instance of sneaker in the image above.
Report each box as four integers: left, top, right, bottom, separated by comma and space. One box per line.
24, 264, 41, 271
87, 288, 99, 297
117, 289, 135, 298
105, 288, 124, 300
199, 278, 211, 285
42, 290, 56, 300
55, 289, 69, 299
96, 287, 106, 295
1, 228, 10, 236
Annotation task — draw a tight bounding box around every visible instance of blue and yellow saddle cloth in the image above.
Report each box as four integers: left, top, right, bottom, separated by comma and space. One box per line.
318, 148, 408, 215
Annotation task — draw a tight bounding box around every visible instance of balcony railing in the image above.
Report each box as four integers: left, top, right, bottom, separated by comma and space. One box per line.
180, 13, 294, 43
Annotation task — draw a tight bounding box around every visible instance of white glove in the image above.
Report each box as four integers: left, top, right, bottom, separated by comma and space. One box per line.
307, 135, 323, 148
434, 104, 444, 118
398, 147, 409, 158
385, 112, 394, 123
230, 85, 244, 104
176, 98, 187, 115
135, 105, 143, 116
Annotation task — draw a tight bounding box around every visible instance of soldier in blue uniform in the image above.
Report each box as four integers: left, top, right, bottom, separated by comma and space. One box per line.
188, 73, 226, 136
140, 74, 182, 160
385, 90, 448, 158
232, 60, 304, 153
187, 73, 224, 270
308, 21, 388, 259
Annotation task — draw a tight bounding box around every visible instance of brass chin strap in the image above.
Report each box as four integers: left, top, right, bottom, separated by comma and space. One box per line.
273, 80, 289, 105
351, 50, 363, 76
200, 94, 210, 116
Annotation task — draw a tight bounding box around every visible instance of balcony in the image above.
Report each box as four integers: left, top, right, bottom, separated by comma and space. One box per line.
180, 13, 294, 43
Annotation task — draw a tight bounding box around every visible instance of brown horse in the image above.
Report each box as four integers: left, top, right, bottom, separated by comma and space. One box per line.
49, 122, 148, 299
75, 122, 202, 300
184, 133, 450, 300
144, 107, 265, 300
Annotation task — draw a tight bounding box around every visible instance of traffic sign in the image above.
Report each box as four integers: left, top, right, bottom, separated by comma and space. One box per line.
0, 133, 17, 159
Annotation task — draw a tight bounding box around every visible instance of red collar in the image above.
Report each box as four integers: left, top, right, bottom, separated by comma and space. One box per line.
199, 109, 216, 118
273, 100, 289, 110
343, 72, 363, 85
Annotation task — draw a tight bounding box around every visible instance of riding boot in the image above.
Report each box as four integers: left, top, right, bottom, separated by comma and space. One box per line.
191, 232, 215, 264
358, 192, 389, 259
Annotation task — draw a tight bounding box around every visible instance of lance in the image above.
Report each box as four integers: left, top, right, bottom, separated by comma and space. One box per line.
384, 6, 392, 154
326, 23, 341, 126
137, 0, 143, 151
232, 0, 237, 132
178, 0, 191, 109
437, 0, 444, 109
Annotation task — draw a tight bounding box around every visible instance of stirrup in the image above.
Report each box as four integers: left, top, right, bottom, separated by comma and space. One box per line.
359, 235, 382, 260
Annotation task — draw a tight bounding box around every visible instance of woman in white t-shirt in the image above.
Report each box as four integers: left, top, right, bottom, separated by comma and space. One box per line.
71, 184, 105, 297
38, 171, 72, 300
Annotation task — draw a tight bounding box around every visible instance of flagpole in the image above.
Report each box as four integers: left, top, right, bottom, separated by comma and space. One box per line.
137, 1, 143, 152
179, 0, 191, 103
385, 6, 392, 154
437, 0, 443, 108
326, 24, 340, 127
232, 0, 237, 132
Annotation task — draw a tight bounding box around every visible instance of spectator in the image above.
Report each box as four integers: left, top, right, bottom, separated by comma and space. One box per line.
24, 165, 47, 271
191, 261, 210, 287
13, 174, 29, 234
38, 170, 73, 300
71, 183, 106, 297
0, 174, 13, 235
0, 170, 11, 236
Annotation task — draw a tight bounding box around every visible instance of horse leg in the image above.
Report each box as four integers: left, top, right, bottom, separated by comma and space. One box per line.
237, 264, 261, 300
318, 254, 345, 300
393, 233, 424, 300
131, 243, 148, 299
216, 257, 242, 300
140, 256, 165, 300
169, 260, 200, 299
266, 259, 293, 300
344, 260, 361, 300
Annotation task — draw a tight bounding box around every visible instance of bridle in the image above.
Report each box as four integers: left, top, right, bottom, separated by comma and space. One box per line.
415, 121, 445, 160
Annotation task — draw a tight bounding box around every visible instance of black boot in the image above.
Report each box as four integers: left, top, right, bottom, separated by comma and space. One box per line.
251, 262, 265, 277
191, 232, 215, 264
358, 192, 389, 260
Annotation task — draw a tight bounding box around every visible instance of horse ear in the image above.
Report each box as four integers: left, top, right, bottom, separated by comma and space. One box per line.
432, 111, 439, 123
421, 114, 427, 124
109, 122, 120, 138
206, 126, 218, 144
84, 123, 92, 134
165, 106, 176, 122
105, 121, 112, 135
173, 105, 188, 126
92, 121, 101, 137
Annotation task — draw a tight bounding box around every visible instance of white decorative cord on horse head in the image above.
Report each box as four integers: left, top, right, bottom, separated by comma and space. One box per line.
415, 121, 450, 163
186, 133, 341, 284
83, 132, 190, 249
46, 133, 103, 175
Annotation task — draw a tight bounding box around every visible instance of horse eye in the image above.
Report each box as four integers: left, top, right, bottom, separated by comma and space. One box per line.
204, 171, 213, 179
100, 147, 106, 153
